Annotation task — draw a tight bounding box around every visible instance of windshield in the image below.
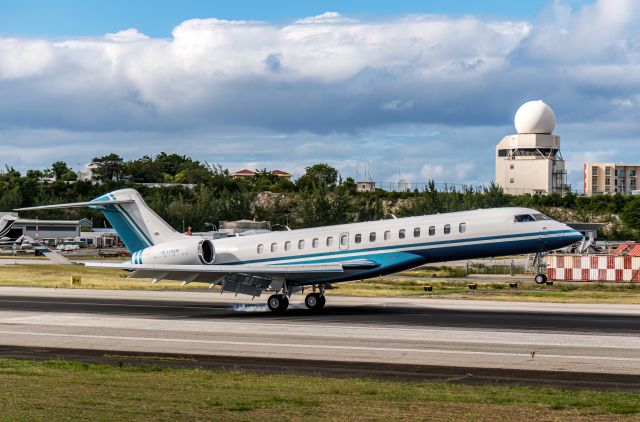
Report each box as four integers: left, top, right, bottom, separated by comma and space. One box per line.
514, 214, 536, 222
532, 213, 551, 221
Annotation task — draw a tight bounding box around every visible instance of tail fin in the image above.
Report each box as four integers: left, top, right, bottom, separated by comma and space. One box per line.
16, 189, 185, 253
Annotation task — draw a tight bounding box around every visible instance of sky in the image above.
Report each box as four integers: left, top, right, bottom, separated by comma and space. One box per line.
0, 0, 637, 191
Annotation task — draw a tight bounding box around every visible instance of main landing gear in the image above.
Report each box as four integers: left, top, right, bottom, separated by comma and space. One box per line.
267, 285, 327, 313
304, 293, 326, 311
267, 294, 289, 313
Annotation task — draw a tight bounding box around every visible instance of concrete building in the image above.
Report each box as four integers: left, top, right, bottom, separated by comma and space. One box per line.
356, 181, 376, 192
495, 100, 569, 195
11, 218, 82, 244
584, 163, 640, 195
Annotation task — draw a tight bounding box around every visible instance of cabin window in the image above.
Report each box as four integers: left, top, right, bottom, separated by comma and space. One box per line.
413, 227, 420, 237
340, 234, 348, 246
257, 244, 264, 254
428, 226, 435, 236
326, 236, 334, 247
284, 241, 291, 251
399, 229, 405, 239
270, 243, 277, 253
384, 230, 391, 241
459, 223, 466, 233
514, 214, 536, 222
312, 238, 319, 248
298, 240, 305, 249
444, 224, 451, 234
369, 232, 376, 242
355, 234, 362, 244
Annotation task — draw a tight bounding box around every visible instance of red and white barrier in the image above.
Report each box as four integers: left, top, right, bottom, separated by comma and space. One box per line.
547, 254, 640, 282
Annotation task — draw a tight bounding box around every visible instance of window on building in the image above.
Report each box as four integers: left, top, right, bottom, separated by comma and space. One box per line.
498, 149, 508, 157
619, 169, 626, 177
298, 240, 305, 249
355, 234, 362, 244
605, 167, 611, 176
399, 229, 405, 239
444, 224, 451, 234
257, 244, 264, 254
509, 164, 514, 170
591, 176, 597, 185
592, 185, 597, 193
631, 170, 636, 177
326, 237, 334, 247
605, 178, 611, 185
592, 168, 598, 176
284, 241, 291, 251
413, 227, 420, 237
384, 230, 391, 241
459, 222, 466, 233
340, 234, 348, 246
428, 226, 435, 236
509, 178, 514, 183
312, 238, 319, 248
632, 179, 636, 186
271, 243, 277, 253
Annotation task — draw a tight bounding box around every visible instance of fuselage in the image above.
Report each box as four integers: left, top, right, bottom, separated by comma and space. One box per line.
211, 207, 583, 285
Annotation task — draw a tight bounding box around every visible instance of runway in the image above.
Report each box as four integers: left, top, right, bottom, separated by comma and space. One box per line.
0, 286, 639, 386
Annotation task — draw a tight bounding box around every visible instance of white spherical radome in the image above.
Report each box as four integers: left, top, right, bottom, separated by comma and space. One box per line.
514, 100, 556, 134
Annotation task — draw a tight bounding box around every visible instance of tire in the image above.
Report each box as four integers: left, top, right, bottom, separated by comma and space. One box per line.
534, 273, 547, 285
317, 294, 326, 309
268, 294, 283, 312
279, 296, 289, 312
305, 293, 319, 309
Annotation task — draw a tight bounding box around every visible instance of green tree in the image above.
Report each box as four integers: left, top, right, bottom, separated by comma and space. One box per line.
297, 163, 339, 191
621, 196, 640, 231
91, 154, 125, 182
51, 161, 70, 179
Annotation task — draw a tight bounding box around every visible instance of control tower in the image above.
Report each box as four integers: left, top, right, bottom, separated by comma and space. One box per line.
495, 100, 568, 195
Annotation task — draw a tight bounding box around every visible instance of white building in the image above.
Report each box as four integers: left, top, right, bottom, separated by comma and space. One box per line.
495, 100, 569, 195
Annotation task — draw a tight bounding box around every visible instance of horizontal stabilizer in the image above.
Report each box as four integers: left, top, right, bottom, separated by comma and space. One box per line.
15, 199, 134, 211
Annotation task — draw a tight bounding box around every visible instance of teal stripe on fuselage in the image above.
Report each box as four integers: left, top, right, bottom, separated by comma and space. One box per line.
227, 229, 578, 266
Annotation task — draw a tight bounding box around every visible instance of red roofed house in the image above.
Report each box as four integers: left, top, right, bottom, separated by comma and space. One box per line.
231, 169, 256, 179
271, 170, 292, 181
232, 169, 292, 181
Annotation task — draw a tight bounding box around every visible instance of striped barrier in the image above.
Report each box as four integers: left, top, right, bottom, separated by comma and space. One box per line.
547, 254, 640, 282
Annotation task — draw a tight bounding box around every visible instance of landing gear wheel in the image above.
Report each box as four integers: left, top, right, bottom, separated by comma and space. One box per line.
267, 294, 289, 313
534, 273, 547, 285
305, 293, 326, 311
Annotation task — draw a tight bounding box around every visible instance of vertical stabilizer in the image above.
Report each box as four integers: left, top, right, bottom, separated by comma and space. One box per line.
91, 189, 185, 252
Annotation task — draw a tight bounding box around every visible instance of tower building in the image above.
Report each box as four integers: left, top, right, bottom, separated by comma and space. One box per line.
495, 100, 569, 195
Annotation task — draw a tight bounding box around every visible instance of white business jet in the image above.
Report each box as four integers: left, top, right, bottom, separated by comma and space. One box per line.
17, 189, 582, 312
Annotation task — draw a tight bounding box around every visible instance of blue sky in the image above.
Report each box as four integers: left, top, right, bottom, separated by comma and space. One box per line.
0, 0, 638, 192
2, 1, 591, 37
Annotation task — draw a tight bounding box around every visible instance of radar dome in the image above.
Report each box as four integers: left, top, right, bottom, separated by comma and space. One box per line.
514, 100, 556, 134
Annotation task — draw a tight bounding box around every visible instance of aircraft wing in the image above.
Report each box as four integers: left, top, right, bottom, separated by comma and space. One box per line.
84, 261, 344, 297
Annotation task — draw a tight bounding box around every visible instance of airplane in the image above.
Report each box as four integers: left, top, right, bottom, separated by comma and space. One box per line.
16, 188, 583, 312
0, 214, 17, 241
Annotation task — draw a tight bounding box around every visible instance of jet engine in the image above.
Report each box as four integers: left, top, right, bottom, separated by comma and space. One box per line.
133, 237, 215, 265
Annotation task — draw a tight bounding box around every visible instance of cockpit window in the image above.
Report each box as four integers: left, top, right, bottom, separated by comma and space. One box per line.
514, 214, 536, 222
532, 213, 551, 221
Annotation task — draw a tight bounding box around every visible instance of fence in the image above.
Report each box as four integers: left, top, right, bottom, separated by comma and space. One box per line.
547, 254, 640, 282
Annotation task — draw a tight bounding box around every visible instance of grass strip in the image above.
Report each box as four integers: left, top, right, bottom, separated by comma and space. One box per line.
0, 358, 638, 421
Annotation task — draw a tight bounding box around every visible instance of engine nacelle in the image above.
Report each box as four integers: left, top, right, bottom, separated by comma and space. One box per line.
133, 238, 215, 265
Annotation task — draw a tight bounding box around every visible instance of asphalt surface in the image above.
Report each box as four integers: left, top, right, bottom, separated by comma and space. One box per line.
0, 287, 639, 389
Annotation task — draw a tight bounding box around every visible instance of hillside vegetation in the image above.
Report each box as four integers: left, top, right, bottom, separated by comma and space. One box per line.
1, 153, 639, 239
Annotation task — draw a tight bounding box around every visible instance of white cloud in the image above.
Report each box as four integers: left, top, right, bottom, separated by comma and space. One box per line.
1, 2, 640, 189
